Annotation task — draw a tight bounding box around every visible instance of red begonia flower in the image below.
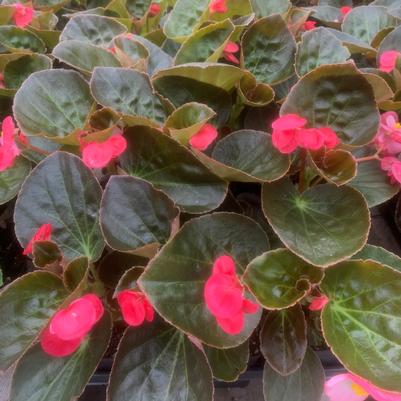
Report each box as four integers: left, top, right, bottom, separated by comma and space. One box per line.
209, 0, 228, 14
23, 223, 52, 255
379, 51, 401, 73
212, 254, 236, 275
41, 294, 104, 357
0, 116, 21, 171
148, 2, 161, 16
303, 20, 317, 30
340, 6, 352, 16
117, 290, 154, 326
319, 127, 340, 149
12, 3, 34, 28
309, 295, 329, 311
223, 41, 240, 64
216, 312, 244, 335
272, 114, 307, 131
271, 114, 307, 154
296, 128, 325, 150
189, 123, 218, 151
0, 73, 5, 88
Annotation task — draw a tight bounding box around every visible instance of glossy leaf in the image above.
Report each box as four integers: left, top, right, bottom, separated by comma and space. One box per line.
13, 69, 94, 141
311, 5, 342, 24
353, 244, 401, 272
0, 157, 30, 205
260, 304, 307, 376
63, 257, 89, 292
295, 28, 350, 76
107, 321, 213, 401
378, 24, 401, 58
120, 126, 227, 213
90, 67, 166, 125
53, 40, 121, 73
349, 160, 399, 207
244, 249, 323, 309
363, 72, 394, 103
139, 213, 268, 348
281, 63, 380, 146
262, 178, 370, 267
0, 272, 68, 370
242, 15, 296, 85
33, 241, 62, 269
14, 152, 105, 262
263, 348, 325, 401
0, 26, 46, 53
321, 260, 401, 391
114, 266, 144, 295
11, 313, 112, 401
238, 75, 275, 107
250, 0, 291, 17
326, 28, 376, 55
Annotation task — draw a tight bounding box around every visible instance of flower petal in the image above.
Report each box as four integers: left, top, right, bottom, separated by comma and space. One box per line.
189, 124, 218, 151
216, 312, 244, 335
325, 374, 369, 401
41, 326, 83, 357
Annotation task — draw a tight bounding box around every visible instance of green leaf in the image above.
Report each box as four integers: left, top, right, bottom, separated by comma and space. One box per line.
13, 69, 94, 141
60, 15, 127, 46
260, 304, 307, 376
0, 26, 46, 53
378, 23, 401, 56
108, 321, 213, 401
211, 130, 290, 182
295, 28, 350, 77
11, 313, 112, 401
244, 249, 323, 309
165, 102, 216, 145
204, 341, 249, 382
14, 152, 105, 262
262, 178, 370, 267
250, 0, 291, 17
311, 5, 342, 25
120, 126, 228, 214
349, 160, 399, 207
0, 272, 68, 370
3, 54, 52, 90
90, 67, 166, 126
114, 266, 144, 295
326, 28, 376, 55
342, 5, 398, 45
53, 40, 121, 73
353, 244, 401, 272
163, 0, 209, 41
319, 0, 352, 5
321, 260, 401, 391
112, 35, 149, 69
263, 348, 325, 401
281, 63, 380, 146
238, 75, 275, 107
0, 157, 30, 205
100, 176, 178, 252
63, 257, 89, 292
175, 19, 235, 65
33, 241, 62, 269
125, 0, 151, 17
363, 72, 394, 103
241, 15, 296, 85
139, 213, 268, 348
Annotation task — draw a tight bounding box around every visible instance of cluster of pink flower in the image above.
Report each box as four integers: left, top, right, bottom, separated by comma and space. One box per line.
204, 255, 259, 334
12, 3, 33, 28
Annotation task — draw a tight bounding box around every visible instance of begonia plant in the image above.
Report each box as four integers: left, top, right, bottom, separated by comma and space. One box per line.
1, 0, 401, 400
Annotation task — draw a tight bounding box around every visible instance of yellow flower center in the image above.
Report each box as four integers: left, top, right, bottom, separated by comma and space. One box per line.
394, 123, 401, 129
351, 383, 369, 397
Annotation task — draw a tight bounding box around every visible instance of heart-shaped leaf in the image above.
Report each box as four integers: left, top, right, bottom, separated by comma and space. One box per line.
281, 63, 380, 146
0, 26, 46, 53
204, 341, 249, 382
53, 40, 121, 73
10, 312, 112, 401
263, 348, 325, 401
238, 74, 275, 107
262, 178, 370, 267
107, 321, 213, 401
14, 152, 105, 262
250, 0, 291, 17
354, 244, 401, 272
244, 249, 323, 309
100, 176, 179, 252
241, 15, 296, 85
295, 28, 350, 76
90, 67, 166, 126
0, 157, 30, 205
60, 15, 127, 46
139, 212, 268, 348
120, 126, 227, 213
321, 260, 401, 391
260, 304, 307, 376
0, 271, 68, 370
349, 159, 399, 207
13, 69, 94, 141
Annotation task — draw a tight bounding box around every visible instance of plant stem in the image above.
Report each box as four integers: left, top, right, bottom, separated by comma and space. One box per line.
354, 154, 380, 163
298, 149, 307, 193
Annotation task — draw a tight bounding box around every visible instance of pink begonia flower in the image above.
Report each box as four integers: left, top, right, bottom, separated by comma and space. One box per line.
303, 20, 317, 31
309, 295, 329, 311
340, 6, 352, 16
117, 290, 154, 327
379, 51, 401, 73
375, 112, 401, 155
204, 255, 259, 335
0, 116, 21, 171
0, 73, 5, 88
12, 3, 34, 28
209, 0, 228, 14
381, 156, 401, 185
82, 133, 127, 169
148, 2, 161, 16
41, 294, 104, 357
223, 42, 240, 64
189, 123, 218, 151
296, 128, 325, 150
325, 373, 401, 401
23, 223, 52, 255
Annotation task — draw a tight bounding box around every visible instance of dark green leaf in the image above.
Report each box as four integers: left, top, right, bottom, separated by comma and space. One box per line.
250, 0, 291, 17
63, 257, 89, 292
0, 157, 30, 205
0, 26, 46, 53
353, 244, 401, 272
33, 241, 62, 269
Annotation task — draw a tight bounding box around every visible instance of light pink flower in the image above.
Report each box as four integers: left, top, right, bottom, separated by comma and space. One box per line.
209, 0, 227, 14
309, 295, 329, 311
0, 116, 21, 171
223, 42, 239, 64
12, 3, 34, 28
376, 112, 401, 155
379, 51, 401, 73
380, 156, 401, 185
